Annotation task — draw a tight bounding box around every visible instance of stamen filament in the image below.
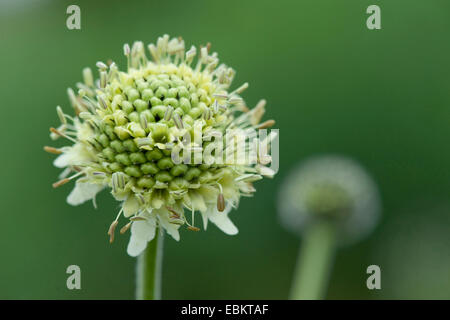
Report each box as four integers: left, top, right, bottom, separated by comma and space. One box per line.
43, 146, 62, 155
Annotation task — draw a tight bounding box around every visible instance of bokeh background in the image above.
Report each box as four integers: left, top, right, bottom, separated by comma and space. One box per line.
0, 0, 449, 299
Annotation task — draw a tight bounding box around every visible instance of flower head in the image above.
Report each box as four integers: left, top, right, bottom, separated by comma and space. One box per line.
45, 35, 276, 256
278, 155, 380, 244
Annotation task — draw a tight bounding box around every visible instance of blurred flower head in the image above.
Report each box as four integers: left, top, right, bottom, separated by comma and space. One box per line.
45, 35, 277, 256
278, 155, 381, 244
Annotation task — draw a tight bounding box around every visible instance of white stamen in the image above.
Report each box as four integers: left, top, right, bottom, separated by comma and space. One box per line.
136, 137, 152, 147
213, 93, 228, 99
232, 82, 249, 95
112, 172, 126, 192
78, 112, 92, 120
136, 193, 146, 205
256, 165, 275, 178
123, 43, 130, 56
67, 88, 82, 111
82, 68, 94, 87
185, 46, 197, 63
100, 71, 107, 88
228, 96, 242, 104
124, 43, 131, 70
49, 127, 77, 143
173, 113, 184, 129
148, 43, 158, 61
164, 106, 174, 121
98, 96, 108, 109
255, 99, 267, 110
235, 174, 263, 183
212, 100, 219, 114
203, 108, 211, 120
139, 114, 148, 129
96, 61, 108, 70
200, 47, 208, 63
56, 106, 66, 125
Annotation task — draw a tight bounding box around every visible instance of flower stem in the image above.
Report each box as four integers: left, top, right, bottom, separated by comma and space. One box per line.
136, 229, 164, 300
290, 221, 336, 300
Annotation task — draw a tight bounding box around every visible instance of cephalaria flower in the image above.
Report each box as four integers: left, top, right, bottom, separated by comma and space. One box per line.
278, 155, 380, 244
45, 35, 277, 256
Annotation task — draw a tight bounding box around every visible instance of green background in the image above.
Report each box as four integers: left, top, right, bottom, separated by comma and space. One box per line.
0, 0, 449, 299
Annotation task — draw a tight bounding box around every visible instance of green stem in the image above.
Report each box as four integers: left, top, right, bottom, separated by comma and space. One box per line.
290, 221, 336, 300
136, 229, 164, 300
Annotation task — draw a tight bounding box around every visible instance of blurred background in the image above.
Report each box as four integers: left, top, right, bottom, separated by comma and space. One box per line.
0, 0, 449, 299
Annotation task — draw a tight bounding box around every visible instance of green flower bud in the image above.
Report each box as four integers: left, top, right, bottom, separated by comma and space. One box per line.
157, 157, 174, 170
130, 152, 146, 164
128, 111, 140, 123
151, 123, 168, 141
141, 163, 159, 175
110, 140, 125, 153
121, 100, 134, 114
150, 96, 162, 108
137, 177, 155, 189
142, 89, 154, 102
188, 107, 203, 119
125, 165, 142, 178
169, 177, 189, 191
109, 162, 123, 172
155, 171, 173, 182
98, 134, 110, 148
184, 167, 201, 181
102, 147, 116, 161
170, 164, 188, 177
123, 139, 138, 152
114, 126, 130, 140
116, 153, 132, 166
146, 149, 163, 161
133, 99, 148, 112
126, 88, 140, 102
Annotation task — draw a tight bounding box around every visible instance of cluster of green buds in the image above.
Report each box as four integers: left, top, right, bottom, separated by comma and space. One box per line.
45, 35, 277, 256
